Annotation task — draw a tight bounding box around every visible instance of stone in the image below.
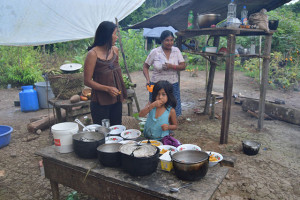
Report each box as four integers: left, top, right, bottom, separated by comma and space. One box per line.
36, 129, 42, 135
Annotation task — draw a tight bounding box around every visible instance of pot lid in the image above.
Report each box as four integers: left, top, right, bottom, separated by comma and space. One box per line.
60, 63, 82, 72
119, 143, 157, 158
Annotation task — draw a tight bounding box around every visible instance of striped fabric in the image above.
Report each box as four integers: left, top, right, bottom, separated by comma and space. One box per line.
149, 82, 182, 116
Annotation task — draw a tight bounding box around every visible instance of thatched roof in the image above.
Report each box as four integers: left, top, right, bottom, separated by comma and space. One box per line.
130, 0, 291, 30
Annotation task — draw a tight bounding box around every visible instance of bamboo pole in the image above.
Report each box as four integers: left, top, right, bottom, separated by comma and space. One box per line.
115, 18, 140, 112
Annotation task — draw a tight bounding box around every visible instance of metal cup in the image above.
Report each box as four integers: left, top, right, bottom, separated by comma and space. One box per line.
102, 119, 110, 128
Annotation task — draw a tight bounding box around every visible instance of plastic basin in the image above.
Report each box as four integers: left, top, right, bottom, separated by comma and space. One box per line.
0, 125, 13, 149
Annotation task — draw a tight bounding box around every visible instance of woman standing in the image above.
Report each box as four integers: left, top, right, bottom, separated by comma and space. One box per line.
84, 21, 127, 126
143, 30, 186, 116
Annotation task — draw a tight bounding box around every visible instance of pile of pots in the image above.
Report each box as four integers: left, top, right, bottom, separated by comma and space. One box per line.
72, 129, 160, 176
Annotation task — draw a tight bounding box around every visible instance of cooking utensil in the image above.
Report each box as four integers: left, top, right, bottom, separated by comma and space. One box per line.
197, 14, 221, 29
97, 143, 122, 167
119, 143, 160, 176
242, 140, 261, 156
73, 131, 105, 159
75, 119, 91, 132
171, 150, 209, 181
170, 183, 193, 193
60, 63, 82, 72
95, 126, 111, 137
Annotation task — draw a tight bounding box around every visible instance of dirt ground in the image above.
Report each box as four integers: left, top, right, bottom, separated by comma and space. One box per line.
0, 70, 300, 200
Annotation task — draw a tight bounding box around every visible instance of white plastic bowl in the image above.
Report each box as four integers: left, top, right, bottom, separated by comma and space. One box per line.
120, 129, 141, 140
105, 136, 123, 144
109, 125, 126, 133
207, 151, 223, 167
158, 145, 178, 154
177, 144, 201, 152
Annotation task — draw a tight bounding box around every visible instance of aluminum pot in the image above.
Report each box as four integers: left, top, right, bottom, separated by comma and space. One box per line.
95, 126, 111, 137
242, 140, 261, 156
97, 143, 122, 167
120, 144, 160, 176
73, 131, 105, 159
197, 14, 221, 28
171, 150, 209, 181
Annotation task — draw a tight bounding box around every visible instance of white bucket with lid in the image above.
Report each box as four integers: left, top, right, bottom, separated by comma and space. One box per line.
51, 122, 78, 153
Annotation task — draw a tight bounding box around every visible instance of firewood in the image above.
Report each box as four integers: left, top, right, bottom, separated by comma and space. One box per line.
27, 110, 66, 133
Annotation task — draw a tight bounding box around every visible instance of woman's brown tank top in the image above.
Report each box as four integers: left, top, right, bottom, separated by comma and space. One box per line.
91, 51, 127, 105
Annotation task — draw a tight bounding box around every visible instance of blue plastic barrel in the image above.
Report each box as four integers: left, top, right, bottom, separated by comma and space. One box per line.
19, 85, 39, 112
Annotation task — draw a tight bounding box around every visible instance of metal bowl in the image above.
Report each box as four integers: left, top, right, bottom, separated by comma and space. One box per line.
242, 140, 261, 156
197, 14, 221, 29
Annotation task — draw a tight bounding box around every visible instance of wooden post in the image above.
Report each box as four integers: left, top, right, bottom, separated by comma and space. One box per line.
220, 34, 236, 144
203, 36, 220, 114
50, 180, 59, 200
177, 36, 183, 86
115, 18, 140, 112
210, 95, 216, 119
258, 34, 273, 130
205, 35, 209, 89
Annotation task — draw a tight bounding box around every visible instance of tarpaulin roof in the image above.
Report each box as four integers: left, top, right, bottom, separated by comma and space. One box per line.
130, 0, 291, 30
0, 0, 145, 46
143, 26, 177, 38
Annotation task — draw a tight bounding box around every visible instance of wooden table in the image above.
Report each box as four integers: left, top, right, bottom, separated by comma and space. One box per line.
48, 99, 91, 123
36, 146, 229, 200
176, 28, 274, 143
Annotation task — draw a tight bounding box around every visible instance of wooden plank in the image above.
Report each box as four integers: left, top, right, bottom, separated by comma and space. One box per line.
203, 36, 220, 114
258, 34, 273, 130
220, 34, 236, 144
176, 28, 275, 38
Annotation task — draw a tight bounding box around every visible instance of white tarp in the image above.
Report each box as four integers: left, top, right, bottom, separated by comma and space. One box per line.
0, 0, 145, 46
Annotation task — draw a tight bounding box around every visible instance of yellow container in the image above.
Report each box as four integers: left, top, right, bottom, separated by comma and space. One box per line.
160, 160, 173, 172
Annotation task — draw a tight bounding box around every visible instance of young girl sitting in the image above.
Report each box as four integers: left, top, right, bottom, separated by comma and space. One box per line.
139, 80, 178, 141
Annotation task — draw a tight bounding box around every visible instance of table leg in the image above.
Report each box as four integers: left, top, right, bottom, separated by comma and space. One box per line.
50, 180, 59, 200
55, 107, 63, 123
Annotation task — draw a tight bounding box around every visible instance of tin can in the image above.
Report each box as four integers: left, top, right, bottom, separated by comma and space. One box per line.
102, 119, 110, 128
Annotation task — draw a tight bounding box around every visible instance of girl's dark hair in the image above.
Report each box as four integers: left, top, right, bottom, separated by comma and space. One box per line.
160, 30, 174, 42
151, 80, 177, 109
88, 21, 116, 51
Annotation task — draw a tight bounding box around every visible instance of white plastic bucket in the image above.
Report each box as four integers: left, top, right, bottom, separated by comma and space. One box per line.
35, 81, 55, 109
51, 122, 78, 153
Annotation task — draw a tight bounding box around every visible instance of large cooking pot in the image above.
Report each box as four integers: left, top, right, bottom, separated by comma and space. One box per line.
119, 143, 160, 176
171, 150, 209, 181
242, 140, 261, 156
197, 14, 221, 28
73, 131, 105, 159
97, 143, 122, 167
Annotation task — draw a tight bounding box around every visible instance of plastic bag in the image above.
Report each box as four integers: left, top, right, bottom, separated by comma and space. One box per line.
249, 9, 269, 32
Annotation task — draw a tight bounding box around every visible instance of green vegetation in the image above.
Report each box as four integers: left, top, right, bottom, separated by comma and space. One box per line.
0, 1, 298, 90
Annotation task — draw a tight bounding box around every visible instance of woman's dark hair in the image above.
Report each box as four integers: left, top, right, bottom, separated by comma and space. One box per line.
88, 21, 116, 51
151, 80, 177, 109
160, 30, 174, 42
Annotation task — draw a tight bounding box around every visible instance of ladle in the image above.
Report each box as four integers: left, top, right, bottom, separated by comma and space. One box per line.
169, 183, 192, 193
75, 119, 91, 132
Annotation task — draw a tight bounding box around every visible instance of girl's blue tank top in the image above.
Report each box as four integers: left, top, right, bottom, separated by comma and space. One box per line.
143, 106, 171, 140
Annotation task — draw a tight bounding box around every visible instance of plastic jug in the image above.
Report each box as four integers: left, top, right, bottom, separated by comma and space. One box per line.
227, 0, 236, 23
19, 85, 39, 112
241, 6, 248, 25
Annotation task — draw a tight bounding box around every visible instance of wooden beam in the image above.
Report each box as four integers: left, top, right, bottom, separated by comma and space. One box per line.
203, 36, 220, 114
115, 18, 140, 112
220, 34, 236, 144
258, 34, 273, 130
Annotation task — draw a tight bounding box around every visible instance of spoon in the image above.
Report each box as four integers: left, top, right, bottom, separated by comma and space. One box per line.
170, 183, 192, 193
75, 119, 91, 132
